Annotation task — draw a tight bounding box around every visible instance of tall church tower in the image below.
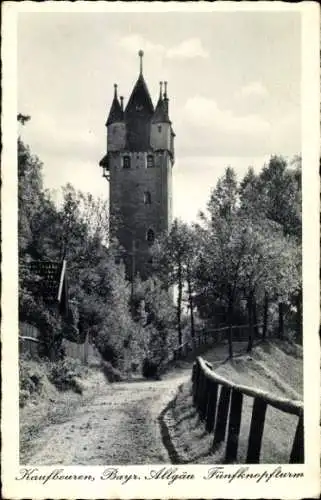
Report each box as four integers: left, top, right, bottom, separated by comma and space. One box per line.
99, 51, 175, 280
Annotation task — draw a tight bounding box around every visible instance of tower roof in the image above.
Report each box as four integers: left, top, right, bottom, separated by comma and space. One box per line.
124, 51, 155, 151
106, 84, 124, 126
125, 73, 155, 116
152, 82, 170, 124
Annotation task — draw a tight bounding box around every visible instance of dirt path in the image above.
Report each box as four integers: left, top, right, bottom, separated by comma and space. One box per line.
21, 372, 189, 465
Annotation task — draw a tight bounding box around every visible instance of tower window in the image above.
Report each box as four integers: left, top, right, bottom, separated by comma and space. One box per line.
158, 125, 162, 133
146, 229, 155, 245
123, 156, 131, 169
147, 155, 154, 168
144, 191, 151, 205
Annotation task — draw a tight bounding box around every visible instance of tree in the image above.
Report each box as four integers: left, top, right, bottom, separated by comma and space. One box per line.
152, 219, 200, 351
240, 156, 302, 239
239, 156, 302, 342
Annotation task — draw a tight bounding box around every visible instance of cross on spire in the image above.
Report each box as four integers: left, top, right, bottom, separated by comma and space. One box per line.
138, 50, 144, 75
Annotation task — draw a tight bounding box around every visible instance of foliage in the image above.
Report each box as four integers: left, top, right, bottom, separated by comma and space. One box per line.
154, 158, 302, 356
47, 357, 86, 393
130, 276, 176, 376
101, 360, 124, 382
19, 356, 46, 407
18, 131, 137, 366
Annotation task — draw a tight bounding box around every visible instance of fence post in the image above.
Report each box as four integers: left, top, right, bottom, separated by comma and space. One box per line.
192, 363, 197, 400
290, 416, 304, 463
246, 397, 267, 463
212, 386, 231, 450
200, 375, 209, 420
196, 366, 204, 411
225, 389, 243, 463
205, 380, 218, 433
193, 361, 200, 405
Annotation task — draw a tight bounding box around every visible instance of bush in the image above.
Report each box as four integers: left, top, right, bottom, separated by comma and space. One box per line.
47, 357, 85, 393
142, 358, 161, 380
19, 357, 47, 407
101, 360, 124, 383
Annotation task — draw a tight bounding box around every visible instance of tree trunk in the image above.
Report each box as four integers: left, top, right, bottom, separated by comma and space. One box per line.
296, 288, 302, 344
262, 291, 269, 340
84, 331, 89, 364
187, 266, 195, 350
278, 302, 284, 338
177, 259, 183, 351
247, 292, 254, 353
227, 300, 234, 359
252, 295, 259, 337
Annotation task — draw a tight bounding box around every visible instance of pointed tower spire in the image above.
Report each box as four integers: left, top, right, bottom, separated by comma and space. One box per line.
106, 83, 124, 126
138, 50, 144, 75
152, 81, 170, 124
163, 81, 168, 99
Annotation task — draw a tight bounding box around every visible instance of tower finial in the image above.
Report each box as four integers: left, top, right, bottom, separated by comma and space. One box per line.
138, 50, 144, 75
120, 96, 124, 111
114, 83, 118, 98
163, 81, 168, 99
159, 81, 163, 99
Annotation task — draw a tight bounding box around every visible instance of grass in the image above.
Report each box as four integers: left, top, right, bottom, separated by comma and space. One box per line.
19, 356, 107, 459
164, 340, 303, 464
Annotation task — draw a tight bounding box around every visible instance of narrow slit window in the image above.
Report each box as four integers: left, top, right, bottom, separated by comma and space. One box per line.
147, 155, 154, 168
123, 156, 131, 169
158, 125, 162, 133
144, 191, 151, 205
146, 229, 155, 245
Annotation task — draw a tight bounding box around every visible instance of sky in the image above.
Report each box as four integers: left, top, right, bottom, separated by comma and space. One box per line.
18, 11, 301, 223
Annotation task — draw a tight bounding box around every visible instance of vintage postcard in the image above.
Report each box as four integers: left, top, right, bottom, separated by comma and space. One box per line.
1, 1, 320, 499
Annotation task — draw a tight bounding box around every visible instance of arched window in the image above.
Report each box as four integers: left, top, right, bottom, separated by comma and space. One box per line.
147, 155, 154, 168
123, 155, 131, 169
146, 228, 155, 244
143, 191, 151, 205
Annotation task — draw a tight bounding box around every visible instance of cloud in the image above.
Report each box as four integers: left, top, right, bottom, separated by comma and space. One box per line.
178, 95, 299, 157
118, 34, 208, 60
238, 81, 269, 99
166, 38, 209, 59
119, 34, 165, 56
183, 95, 271, 135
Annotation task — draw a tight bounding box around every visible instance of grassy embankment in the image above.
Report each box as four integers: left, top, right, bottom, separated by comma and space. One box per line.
163, 340, 303, 464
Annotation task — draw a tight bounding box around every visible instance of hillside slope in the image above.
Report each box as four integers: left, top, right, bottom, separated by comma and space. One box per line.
163, 340, 303, 464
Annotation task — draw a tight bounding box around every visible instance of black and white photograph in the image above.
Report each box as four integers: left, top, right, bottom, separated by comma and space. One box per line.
2, 2, 320, 499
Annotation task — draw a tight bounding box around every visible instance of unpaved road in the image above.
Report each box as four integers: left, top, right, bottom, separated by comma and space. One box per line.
21, 372, 189, 465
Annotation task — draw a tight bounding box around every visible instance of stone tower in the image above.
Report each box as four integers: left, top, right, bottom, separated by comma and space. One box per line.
99, 51, 175, 281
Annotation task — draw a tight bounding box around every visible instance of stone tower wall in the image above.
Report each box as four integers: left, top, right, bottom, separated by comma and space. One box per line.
150, 123, 171, 151
107, 122, 126, 152
109, 151, 172, 280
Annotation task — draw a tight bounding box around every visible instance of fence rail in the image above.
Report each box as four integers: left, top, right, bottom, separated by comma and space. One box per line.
172, 323, 263, 361
192, 356, 304, 464
18, 330, 100, 365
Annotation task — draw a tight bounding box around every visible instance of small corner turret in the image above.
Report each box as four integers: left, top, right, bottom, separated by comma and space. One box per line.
150, 81, 174, 157
106, 83, 126, 153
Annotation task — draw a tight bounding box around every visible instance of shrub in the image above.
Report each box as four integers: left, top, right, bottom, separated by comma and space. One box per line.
142, 358, 161, 380
19, 357, 47, 407
101, 360, 123, 383
47, 357, 85, 393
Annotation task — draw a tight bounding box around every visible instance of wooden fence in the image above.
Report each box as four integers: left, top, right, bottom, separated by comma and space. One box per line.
172, 323, 263, 361
19, 322, 100, 364
192, 356, 304, 464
